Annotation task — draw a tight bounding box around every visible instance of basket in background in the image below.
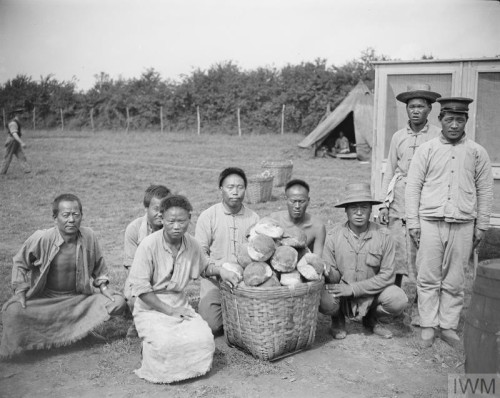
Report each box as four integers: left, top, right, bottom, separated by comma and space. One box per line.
261, 160, 293, 187
245, 172, 274, 204
220, 279, 324, 361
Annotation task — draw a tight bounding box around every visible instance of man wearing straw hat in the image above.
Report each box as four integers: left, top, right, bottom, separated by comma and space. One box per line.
320, 183, 407, 339
1, 107, 31, 175
378, 84, 441, 324
406, 97, 493, 348
195, 167, 260, 334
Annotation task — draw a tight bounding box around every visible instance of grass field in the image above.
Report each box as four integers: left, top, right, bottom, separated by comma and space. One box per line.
0, 129, 463, 397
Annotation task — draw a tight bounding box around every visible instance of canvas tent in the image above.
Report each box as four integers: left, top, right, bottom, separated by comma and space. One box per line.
298, 81, 373, 161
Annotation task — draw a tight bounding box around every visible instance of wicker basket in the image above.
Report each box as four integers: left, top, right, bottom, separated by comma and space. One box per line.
220, 279, 324, 361
261, 160, 293, 187
245, 172, 274, 204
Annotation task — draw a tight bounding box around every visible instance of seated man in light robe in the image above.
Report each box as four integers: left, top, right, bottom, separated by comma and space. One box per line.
1, 193, 125, 359
129, 195, 234, 384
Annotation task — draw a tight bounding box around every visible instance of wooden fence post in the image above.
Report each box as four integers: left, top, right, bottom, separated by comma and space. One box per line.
90, 108, 95, 131
3, 108, 6, 130
32, 107, 36, 130
197, 106, 201, 136
237, 107, 242, 137
126, 107, 130, 133
281, 104, 285, 135
60, 108, 64, 131
160, 106, 164, 133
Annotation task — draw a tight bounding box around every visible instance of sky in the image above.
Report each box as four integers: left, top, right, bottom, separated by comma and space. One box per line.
1, 0, 500, 91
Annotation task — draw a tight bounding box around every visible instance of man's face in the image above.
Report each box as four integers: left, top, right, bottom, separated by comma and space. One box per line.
162, 206, 190, 241
406, 98, 431, 126
220, 174, 246, 209
345, 202, 371, 229
146, 196, 163, 229
54, 200, 82, 236
286, 185, 310, 220
440, 112, 468, 143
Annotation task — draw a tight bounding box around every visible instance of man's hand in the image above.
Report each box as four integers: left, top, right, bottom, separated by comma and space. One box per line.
219, 268, 241, 288
325, 283, 353, 298
378, 208, 389, 225
21, 142, 27, 149
100, 285, 115, 302
409, 228, 421, 249
169, 307, 196, 321
473, 228, 485, 250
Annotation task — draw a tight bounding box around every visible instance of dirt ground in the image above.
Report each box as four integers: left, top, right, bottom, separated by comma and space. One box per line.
0, 130, 467, 397
0, 312, 457, 398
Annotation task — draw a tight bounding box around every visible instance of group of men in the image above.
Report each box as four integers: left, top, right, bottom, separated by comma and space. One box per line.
0, 87, 493, 359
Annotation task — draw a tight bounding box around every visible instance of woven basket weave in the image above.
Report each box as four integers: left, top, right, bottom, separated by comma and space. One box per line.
220, 279, 324, 361
261, 160, 293, 187
245, 173, 274, 204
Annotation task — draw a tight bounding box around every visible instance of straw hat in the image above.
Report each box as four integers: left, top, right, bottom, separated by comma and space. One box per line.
335, 183, 382, 208
396, 83, 441, 104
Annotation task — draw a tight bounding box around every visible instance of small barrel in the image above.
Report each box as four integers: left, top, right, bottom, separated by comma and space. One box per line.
464, 259, 500, 374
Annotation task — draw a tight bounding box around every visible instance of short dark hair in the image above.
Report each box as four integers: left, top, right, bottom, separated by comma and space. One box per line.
285, 179, 310, 194
143, 184, 171, 208
52, 194, 83, 217
218, 167, 247, 188
438, 111, 469, 121
160, 195, 193, 214
406, 98, 432, 108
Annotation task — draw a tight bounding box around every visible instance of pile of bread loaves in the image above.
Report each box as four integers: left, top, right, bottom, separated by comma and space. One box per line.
221, 217, 328, 288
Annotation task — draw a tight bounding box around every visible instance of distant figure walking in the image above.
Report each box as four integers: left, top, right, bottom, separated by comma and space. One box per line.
1, 108, 31, 175
334, 132, 350, 154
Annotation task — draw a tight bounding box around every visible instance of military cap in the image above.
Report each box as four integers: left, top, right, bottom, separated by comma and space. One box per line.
436, 97, 473, 114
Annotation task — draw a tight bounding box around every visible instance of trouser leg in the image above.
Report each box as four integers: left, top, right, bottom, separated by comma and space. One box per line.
0, 142, 16, 174
198, 278, 223, 334
439, 222, 473, 330
14, 146, 30, 173
417, 219, 444, 328
372, 285, 408, 318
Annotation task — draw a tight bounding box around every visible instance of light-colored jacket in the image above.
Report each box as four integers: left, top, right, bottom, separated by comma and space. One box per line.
405, 134, 493, 230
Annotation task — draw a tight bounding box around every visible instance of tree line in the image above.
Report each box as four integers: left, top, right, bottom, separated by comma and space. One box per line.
0, 49, 388, 134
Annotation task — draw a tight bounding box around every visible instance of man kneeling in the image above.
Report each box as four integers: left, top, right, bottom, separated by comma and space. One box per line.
0, 194, 125, 358
320, 183, 407, 339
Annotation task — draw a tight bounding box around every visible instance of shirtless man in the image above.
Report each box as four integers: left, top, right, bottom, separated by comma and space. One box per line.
0, 194, 125, 358
270, 179, 326, 256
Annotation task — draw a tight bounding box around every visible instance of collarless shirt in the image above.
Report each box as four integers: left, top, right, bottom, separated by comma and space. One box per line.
12, 226, 109, 298
123, 214, 153, 269
381, 121, 441, 195
129, 231, 208, 297
195, 202, 259, 267
406, 134, 493, 230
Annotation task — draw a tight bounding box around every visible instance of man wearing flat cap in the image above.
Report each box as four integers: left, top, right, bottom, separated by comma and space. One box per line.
378, 85, 441, 320
195, 167, 259, 334
1, 107, 31, 175
406, 97, 493, 348
320, 183, 408, 340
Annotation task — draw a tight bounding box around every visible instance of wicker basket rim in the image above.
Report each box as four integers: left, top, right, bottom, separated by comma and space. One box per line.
221, 279, 324, 299
247, 175, 274, 183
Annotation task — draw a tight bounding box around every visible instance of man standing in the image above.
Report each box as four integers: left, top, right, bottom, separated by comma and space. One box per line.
123, 184, 171, 338
406, 97, 493, 348
195, 167, 260, 334
1, 107, 31, 175
378, 84, 441, 294
320, 183, 407, 340
269, 179, 326, 256
1, 194, 125, 358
